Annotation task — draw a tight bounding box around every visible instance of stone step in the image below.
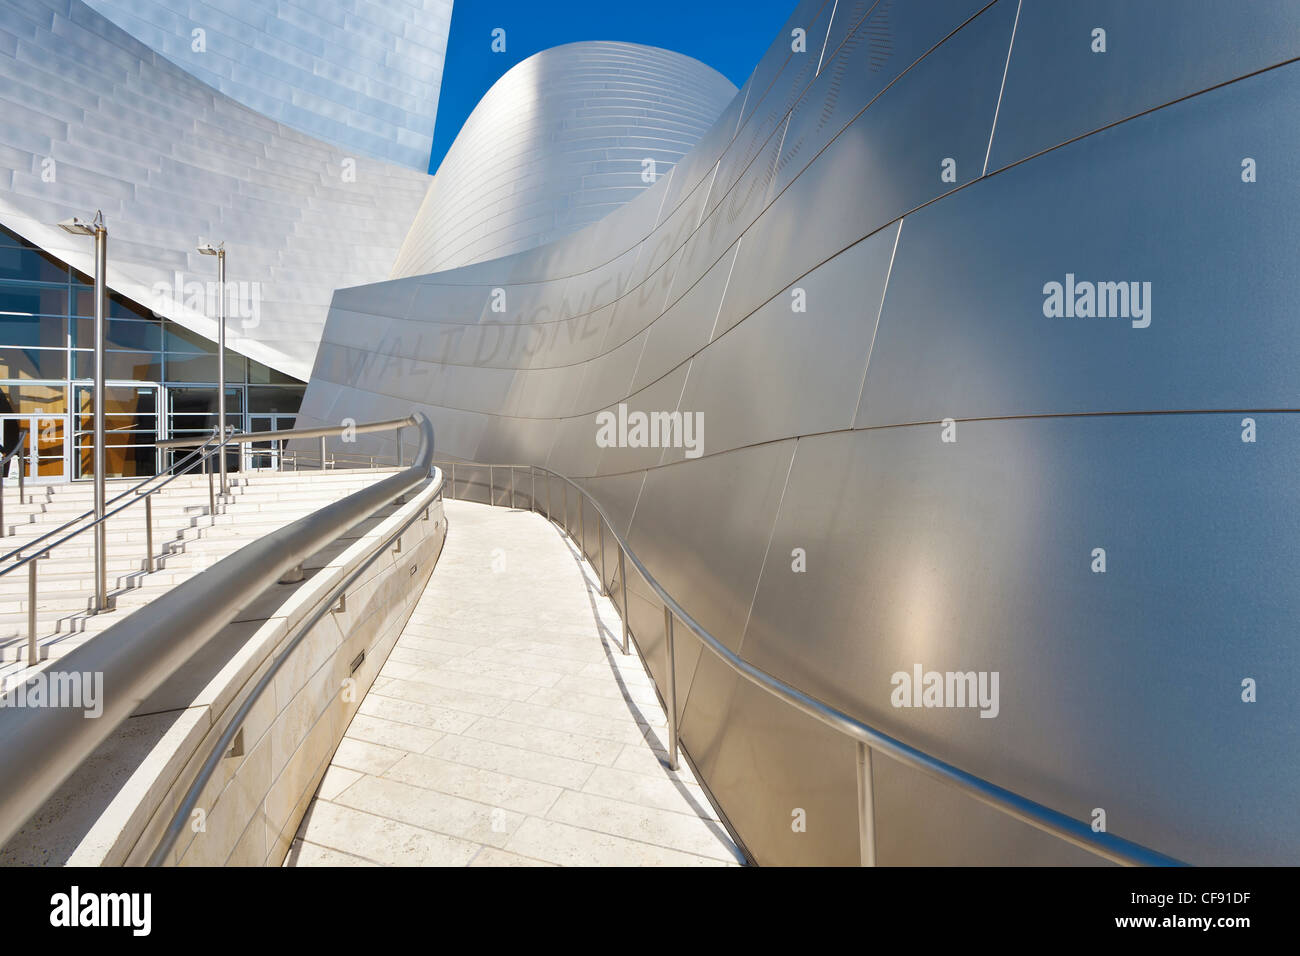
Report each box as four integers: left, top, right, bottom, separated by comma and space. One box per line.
0, 468, 405, 662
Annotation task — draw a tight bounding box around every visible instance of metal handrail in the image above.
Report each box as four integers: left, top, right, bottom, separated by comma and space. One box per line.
0, 428, 227, 564
437, 459, 1186, 868
0, 430, 228, 577
147, 459, 443, 865
160, 417, 416, 476
0, 428, 237, 663
0, 414, 431, 850
157, 417, 417, 448
0, 428, 30, 537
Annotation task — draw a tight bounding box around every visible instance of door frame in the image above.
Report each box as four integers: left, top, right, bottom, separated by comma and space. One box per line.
0, 413, 69, 483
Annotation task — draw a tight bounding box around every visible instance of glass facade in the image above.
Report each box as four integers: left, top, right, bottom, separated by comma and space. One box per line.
0, 225, 304, 480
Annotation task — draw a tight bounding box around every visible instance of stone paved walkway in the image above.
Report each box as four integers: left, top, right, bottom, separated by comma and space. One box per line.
286, 499, 744, 867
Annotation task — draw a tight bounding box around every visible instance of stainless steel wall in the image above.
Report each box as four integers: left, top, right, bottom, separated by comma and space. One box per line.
299, 0, 1300, 865
83, 0, 453, 170
0, 0, 433, 381
391, 42, 736, 277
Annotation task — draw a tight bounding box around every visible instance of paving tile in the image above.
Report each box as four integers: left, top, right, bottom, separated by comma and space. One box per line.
469, 847, 555, 867
343, 712, 446, 753
289, 502, 742, 868
504, 817, 730, 867
461, 715, 626, 765
368, 675, 512, 718
581, 765, 719, 820
383, 752, 562, 816
333, 774, 524, 847
546, 790, 742, 862
295, 801, 479, 866
428, 734, 597, 790
285, 841, 378, 867
329, 738, 406, 776
315, 765, 363, 801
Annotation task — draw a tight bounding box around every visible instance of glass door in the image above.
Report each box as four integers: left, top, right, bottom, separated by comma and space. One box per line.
0, 414, 67, 481
246, 414, 295, 471
0, 383, 69, 482
73, 383, 159, 478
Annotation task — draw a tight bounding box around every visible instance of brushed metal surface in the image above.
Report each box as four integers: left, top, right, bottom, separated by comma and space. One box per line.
294, 0, 1300, 865
988, 0, 1300, 171
391, 42, 736, 276
857, 62, 1300, 428
84, 0, 452, 170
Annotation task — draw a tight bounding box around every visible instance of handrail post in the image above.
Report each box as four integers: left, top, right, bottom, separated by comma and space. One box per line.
397, 427, 404, 468
857, 742, 877, 866
1, 469, 5, 539
27, 554, 38, 665
489, 465, 494, 506
599, 517, 606, 596
578, 492, 584, 558
208, 461, 216, 523
319, 435, 326, 471
450, 462, 456, 499
530, 467, 535, 512
663, 605, 679, 771
144, 493, 155, 573
619, 547, 629, 655
510, 466, 515, 510
17, 434, 24, 505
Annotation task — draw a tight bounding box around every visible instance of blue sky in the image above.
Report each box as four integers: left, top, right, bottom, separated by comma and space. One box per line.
428, 1, 795, 173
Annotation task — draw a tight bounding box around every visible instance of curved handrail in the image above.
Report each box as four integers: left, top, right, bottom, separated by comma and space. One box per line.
0, 414, 431, 848
147, 461, 444, 865
0, 428, 228, 565
157, 416, 418, 448
437, 458, 1186, 868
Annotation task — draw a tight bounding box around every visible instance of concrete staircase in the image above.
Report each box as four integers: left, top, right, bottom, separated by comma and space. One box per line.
0, 468, 400, 671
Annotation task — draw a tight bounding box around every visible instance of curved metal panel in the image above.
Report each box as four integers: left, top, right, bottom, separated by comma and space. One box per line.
299, 0, 1300, 865
83, 0, 452, 169
391, 42, 736, 277
0, 0, 432, 380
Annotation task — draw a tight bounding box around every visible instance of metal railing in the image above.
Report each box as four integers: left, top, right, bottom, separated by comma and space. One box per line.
0, 430, 235, 663
0, 414, 433, 851
437, 459, 1186, 868
148, 450, 441, 865
0, 428, 29, 538
159, 417, 415, 474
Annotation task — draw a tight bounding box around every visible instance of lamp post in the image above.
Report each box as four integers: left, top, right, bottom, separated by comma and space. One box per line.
197, 242, 227, 497
57, 211, 108, 611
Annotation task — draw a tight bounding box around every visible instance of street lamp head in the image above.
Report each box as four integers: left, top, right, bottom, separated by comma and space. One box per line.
57, 217, 95, 236
56, 210, 105, 236
197, 241, 225, 257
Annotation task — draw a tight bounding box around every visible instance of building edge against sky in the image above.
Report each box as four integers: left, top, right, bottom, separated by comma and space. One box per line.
82, 0, 454, 171
0, 0, 732, 481
391, 41, 736, 276
295, 0, 1300, 865
0, 0, 1297, 867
